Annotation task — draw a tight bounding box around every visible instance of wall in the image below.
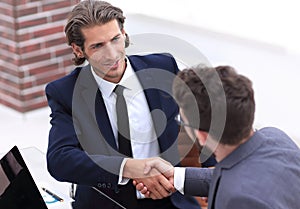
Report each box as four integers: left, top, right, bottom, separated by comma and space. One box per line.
0, 0, 79, 112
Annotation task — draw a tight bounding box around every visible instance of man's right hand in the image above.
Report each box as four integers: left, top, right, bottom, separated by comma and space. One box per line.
123, 158, 175, 199
132, 157, 176, 199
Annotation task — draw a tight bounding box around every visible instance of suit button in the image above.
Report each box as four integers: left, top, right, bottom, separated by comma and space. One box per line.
97, 183, 102, 188
107, 183, 112, 189
114, 187, 120, 193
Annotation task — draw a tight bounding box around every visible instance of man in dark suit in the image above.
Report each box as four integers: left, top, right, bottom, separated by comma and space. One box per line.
45, 0, 200, 209
137, 65, 300, 209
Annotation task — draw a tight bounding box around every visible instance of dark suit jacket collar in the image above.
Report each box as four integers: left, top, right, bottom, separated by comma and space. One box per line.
216, 130, 265, 170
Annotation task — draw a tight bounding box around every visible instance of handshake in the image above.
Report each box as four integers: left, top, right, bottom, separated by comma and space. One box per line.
123, 157, 176, 200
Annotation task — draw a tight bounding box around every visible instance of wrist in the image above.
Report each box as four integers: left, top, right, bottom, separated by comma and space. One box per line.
123, 158, 145, 179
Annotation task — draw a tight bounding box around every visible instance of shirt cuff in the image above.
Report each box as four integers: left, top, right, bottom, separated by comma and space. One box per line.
174, 167, 186, 195
118, 158, 130, 185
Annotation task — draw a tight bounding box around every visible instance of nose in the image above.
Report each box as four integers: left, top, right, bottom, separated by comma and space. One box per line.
103, 43, 117, 60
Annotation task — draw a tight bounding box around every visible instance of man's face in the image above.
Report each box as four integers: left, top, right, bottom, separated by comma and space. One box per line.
80, 20, 127, 83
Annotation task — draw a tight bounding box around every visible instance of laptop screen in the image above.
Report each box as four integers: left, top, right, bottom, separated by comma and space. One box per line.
0, 146, 48, 209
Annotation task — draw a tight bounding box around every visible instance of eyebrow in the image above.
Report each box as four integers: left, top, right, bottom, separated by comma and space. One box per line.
89, 33, 122, 49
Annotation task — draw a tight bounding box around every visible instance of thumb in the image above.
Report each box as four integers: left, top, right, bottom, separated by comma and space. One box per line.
143, 158, 160, 174
143, 163, 152, 174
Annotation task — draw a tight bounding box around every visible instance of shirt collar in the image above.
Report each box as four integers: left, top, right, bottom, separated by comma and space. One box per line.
91, 57, 135, 98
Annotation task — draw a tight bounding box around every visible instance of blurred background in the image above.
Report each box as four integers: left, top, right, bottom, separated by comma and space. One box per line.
1, 0, 299, 155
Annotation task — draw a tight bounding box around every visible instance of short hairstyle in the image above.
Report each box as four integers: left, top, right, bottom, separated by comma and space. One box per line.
173, 65, 255, 145
65, 0, 129, 65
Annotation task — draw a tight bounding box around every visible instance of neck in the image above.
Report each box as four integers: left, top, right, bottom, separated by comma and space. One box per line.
214, 129, 254, 162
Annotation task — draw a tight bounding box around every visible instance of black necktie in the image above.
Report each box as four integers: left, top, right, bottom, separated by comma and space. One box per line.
114, 85, 133, 157
114, 85, 137, 208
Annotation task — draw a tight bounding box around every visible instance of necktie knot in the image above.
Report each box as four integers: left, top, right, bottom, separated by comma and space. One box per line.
114, 85, 125, 96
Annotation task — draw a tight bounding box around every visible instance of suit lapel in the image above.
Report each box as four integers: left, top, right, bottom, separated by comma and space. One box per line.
78, 65, 117, 150
208, 167, 222, 209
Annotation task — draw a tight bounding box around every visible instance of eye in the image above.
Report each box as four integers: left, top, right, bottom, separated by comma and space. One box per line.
91, 43, 103, 49
112, 36, 120, 42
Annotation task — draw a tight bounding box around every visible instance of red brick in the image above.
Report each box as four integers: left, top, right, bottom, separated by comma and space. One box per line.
21, 89, 45, 101
0, 77, 19, 89
28, 0, 41, 3
0, 42, 18, 54
20, 81, 34, 90
0, 7, 14, 16
0, 20, 15, 30
38, 71, 68, 84
23, 100, 48, 112
17, 17, 48, 29
33, 25, 64, 38
63, 59, 74, 68
29, 63, 59, 76
0, 31, 16, 42
21, 53, 51, 65
0, 85, 20, 98
0, 0, 79, 112
1, 0, 15, 6
19, 43, 41, 54
56, 47, 72, 57
52, 12, 70, 22
45, 36, 66, 48
0, 54, 19, 66
42, 1, 72, 12
0, 68, 24, 78
17, 33, 32, 42
16, 6, 38, 17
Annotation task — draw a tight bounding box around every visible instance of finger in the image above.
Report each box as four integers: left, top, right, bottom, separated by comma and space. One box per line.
132, 180, 137, 186
135, 183, 145, 192
144, 191, 151, 198
159, 176, 175, 193
146, 181, 168, 199
152, 179, 171, 198
140, 186, 148, 195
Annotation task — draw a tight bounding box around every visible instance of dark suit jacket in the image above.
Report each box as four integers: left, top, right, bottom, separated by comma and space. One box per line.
45, 53, 200, 209
184, 127, 300, 209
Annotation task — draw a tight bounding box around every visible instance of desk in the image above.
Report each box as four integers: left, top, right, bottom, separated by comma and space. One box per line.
2, 147, 73, 209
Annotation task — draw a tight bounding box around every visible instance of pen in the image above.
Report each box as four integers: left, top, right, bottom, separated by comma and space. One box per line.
42, 187, 64, 202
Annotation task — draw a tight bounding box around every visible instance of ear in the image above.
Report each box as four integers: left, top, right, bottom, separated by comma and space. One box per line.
194, 130, 208, 146
121, 28, 126, 36
71, 43, 84, 58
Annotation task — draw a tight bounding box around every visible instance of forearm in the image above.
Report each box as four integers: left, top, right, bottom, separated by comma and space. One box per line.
184, 167, 213, 196
47, 143, 123, 187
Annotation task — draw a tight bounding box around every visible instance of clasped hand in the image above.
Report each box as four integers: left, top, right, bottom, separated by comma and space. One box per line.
124, 157, 176, 199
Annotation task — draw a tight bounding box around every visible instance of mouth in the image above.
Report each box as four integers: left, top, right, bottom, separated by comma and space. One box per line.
105, 59, 120, 69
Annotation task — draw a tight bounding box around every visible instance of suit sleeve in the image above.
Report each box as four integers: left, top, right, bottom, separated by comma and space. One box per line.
45, 82, 123, 190
184, 167, 213, 196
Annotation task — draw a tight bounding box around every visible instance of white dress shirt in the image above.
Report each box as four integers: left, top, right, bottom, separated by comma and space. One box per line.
174, 167, 186, 194
91, 59, 160, 198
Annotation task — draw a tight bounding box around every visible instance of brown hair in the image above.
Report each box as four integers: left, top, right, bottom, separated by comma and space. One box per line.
64, 0, 129, 65
173, 65, 255, 145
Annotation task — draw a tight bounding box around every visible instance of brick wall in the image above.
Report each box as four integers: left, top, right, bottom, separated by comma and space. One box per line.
0, 0, 80, 112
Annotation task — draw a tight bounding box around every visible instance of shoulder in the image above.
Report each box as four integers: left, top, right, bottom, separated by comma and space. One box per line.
47, 67, 82, 87
257, 127, 299, 149
129, 52, 175, 62
45, 66, 83, 93
128, 53, 178, 73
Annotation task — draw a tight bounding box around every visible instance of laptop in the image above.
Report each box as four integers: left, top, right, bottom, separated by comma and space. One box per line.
0, 146, 48, 209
